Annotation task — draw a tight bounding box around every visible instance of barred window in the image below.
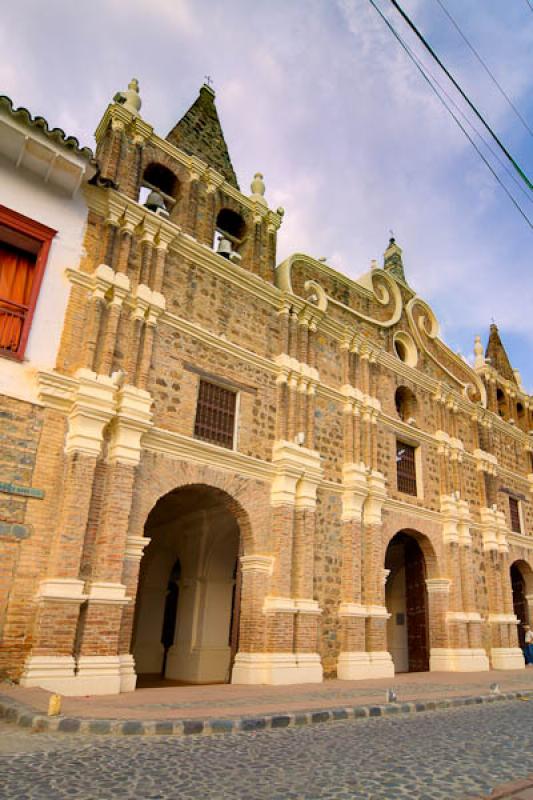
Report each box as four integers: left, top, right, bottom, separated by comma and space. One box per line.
509, 497, 521, 534
396, 441, 417, 496
194, 380, 237, 449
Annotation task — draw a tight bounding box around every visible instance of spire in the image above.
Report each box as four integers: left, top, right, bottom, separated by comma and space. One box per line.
383, 236, 406, 282
484, 323, 516, 383
166, 83, 239, 189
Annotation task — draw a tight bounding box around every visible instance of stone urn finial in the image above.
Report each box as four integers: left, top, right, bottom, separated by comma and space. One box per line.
473, 335, 485, 369
114, 78, 142, 117
250, 172, 267, 206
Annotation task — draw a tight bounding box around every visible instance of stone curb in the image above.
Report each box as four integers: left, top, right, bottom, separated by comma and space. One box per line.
0, 690, 531, 738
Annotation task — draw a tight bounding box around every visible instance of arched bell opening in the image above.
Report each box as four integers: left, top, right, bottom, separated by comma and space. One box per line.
511, 561, 532, 649
132, 484, 241, 686
139, 162, 180, 218
385, 531, 430, 673
496, 387, 508, 420
213, 208, 246, 262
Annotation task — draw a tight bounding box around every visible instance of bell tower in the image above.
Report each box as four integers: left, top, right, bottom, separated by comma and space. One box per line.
94, 79, 284, 283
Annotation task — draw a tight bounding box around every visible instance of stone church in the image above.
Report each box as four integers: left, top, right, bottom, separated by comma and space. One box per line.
0, 80, 532, 695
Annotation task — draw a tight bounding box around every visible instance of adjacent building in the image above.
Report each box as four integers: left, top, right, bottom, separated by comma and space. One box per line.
0, 81, 531, 695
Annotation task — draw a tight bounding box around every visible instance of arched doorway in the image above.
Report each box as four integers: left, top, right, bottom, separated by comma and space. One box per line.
132, 485, 241, 684
511, 561, 532, 650
385, 532, 429, 672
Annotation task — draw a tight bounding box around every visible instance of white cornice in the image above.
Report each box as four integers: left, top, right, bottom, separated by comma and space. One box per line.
143, 427, 275, 482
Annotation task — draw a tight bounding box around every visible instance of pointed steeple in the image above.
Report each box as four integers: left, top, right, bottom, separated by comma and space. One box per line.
383, 236, 406, 282
166, 83, 239, 189
485, 323, 516, 383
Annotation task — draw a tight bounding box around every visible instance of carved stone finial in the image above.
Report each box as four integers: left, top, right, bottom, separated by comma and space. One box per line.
113, 78, 142, 117
474, 335, 485, 369
250, 172, 267, 206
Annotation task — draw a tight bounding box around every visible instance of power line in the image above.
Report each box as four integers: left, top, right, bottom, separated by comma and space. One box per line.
524, 0, 533, 15
434, 0, 533, 138
410, 45, 533, 207
386, 0, 533, 190
367, 0, 533, 229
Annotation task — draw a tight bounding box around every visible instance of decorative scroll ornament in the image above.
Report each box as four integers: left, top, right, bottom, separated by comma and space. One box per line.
276, 254, 402, 327
406, 297, 487, 407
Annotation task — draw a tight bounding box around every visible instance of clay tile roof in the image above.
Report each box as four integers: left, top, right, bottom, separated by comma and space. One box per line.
0, 95, 95, 162
166, 85, 239, 190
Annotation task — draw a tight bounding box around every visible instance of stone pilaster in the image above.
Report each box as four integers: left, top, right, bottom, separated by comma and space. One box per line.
75, 385, 153, 692
22, 370, 117, 693
480, 507, 525, 670
118, 534, 149, 692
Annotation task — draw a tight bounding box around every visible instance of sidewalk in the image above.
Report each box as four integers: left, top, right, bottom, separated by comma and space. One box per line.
1, 668, 532, 735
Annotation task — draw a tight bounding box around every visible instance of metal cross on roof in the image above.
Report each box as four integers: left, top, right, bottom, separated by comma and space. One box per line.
204, 75, 213, 88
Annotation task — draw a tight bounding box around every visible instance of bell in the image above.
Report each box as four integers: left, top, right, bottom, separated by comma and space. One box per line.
144, 190, 167, 214
216, 235, 232, 259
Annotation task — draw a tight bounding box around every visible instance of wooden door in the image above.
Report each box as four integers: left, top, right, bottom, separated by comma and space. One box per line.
228, 554, 242, 681
405, 538, 429, 672
511, 565, 528, 649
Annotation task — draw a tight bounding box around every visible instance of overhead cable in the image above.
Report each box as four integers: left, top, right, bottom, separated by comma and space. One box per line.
386, 0, 533, 190
434, 0, 533, 138
367, 0, 533, 229
409, 45, 532, 207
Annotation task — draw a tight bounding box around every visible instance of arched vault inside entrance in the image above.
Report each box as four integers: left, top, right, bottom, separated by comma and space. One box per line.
385, 532, 429, 673
133, 485, 240, 684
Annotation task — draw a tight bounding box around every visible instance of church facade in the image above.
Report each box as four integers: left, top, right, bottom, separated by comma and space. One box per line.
1, 81, 532, 695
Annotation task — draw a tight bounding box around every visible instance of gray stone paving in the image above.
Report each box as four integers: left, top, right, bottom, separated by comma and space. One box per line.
1, 701, 533, 799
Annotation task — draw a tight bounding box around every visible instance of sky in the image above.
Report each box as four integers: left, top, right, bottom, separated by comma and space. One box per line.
2, 0, 532, 389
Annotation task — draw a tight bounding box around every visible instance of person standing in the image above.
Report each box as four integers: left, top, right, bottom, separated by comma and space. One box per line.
523, 625, 533, 665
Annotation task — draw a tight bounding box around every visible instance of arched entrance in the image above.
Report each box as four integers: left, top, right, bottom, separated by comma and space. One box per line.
385, 532, 429, 672
511, 561, 532, 650
132, 485, 241, 684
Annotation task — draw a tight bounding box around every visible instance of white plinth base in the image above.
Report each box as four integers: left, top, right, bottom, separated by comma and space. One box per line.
20, 655, 78, 693
21, 654, 133, 695
430, 648, 490, 672
231, 652, 323, 685
295, 653, 323, 683
166, 644, 231, 684
119, 654, 137, 692
73, 656, 122, 695
490, 647, 526, 670
337, 651, 394, 680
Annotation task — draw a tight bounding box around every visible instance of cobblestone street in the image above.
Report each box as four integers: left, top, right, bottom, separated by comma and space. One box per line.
1, 700, 533, 799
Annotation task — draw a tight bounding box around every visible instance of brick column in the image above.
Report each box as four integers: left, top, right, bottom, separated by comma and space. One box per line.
138, 232, 155, 286
337, 462, 368, 679
480, 508, 525, 670
76, 383, 153, 693
231, 555, 277, 684
98, 273, 130, 376
101, 119, 124, 184
265, 503, 296, 662
118, 534, 149, 691
337, 463, 394, 680
426, 579, 452, 670
457, 507, 484, 654
291, 478, 322, 681
21, 372, 116, 693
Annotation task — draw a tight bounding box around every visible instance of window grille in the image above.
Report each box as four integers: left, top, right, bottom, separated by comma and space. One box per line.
396, 441, 417, 496
194, 380, 236, 449
509, 497, 521, 534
